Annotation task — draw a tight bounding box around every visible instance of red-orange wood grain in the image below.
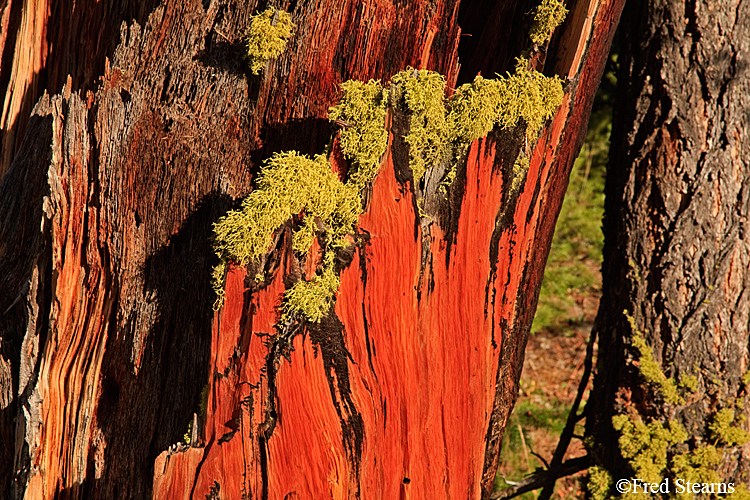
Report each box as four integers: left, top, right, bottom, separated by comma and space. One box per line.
0, 0, 624, 498
153, 0, 627, 484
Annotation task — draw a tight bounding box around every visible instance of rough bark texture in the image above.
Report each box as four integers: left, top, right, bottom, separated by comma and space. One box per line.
587, 0, 750, 484
0, 0, 622, 498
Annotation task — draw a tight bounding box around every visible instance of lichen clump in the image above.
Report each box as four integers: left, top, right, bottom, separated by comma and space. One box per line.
245, 7, 295, 75
328, 79, 388, 191
212, 151, 359, 311
391, 69, 452, 183
587, 465, 613, 500
529, 0, 568, 45
213, 152, 358, 266
213, 55, 566, 322
393, 57, 564, 189
281, 259, 340, 323
709, 408, 750, 446
612, 414, 688, 484
605, 409, 750, 499
625, 311, 684, 405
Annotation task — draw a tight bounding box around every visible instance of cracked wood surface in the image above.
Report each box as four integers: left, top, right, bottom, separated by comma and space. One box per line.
0, 0, 622, 498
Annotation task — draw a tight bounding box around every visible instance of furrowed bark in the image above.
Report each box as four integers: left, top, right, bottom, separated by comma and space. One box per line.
587, 0, 750, 484
0, 0, 622, 498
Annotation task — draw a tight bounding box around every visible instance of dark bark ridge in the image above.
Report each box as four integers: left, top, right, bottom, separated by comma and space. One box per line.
587, 0, 750, 491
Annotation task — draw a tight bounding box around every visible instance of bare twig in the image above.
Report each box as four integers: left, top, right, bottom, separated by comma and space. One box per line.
491, 455, 593, 500
214, 28, 232, 44
530, 450, 550, 469
536, 326, 598, 500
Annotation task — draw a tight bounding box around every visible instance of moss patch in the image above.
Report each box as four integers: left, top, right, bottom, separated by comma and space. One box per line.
245, 7, 295, 75
529, 0, 568, 45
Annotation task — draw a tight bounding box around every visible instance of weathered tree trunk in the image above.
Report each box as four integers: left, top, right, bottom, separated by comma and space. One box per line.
587, 0, 750, 490
0, 0, 622, 498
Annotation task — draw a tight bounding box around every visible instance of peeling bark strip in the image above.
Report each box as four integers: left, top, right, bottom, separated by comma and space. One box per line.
0, 0, 622, 499
587, 0, 750, 485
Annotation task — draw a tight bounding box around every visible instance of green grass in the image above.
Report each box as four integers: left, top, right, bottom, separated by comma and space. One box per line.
495, 398, 578, 498
530, 86, 611, 335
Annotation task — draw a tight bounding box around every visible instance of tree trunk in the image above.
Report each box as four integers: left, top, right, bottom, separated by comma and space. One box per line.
0, 0, 622, 498
587, 0, 750, 490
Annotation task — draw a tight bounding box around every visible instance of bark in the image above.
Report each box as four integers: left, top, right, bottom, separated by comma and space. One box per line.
587, 0, 750, 484
0, 0, 622, 498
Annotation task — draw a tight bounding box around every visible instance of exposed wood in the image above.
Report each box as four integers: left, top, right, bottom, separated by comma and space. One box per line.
0, 0, 623, 498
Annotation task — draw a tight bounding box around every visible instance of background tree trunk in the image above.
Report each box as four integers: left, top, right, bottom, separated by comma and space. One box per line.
587, 0, 750, 487
0, 0, 622, 498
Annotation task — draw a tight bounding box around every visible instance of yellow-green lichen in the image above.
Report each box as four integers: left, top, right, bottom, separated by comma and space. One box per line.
199, 383, 209, 417
184, 419, 193, 445
625, 311, 684, 405
709, 408, 750, 446
529, 0, 568, 45
612, 414, 688, 484
605, 408, 750, 499
446, 74, 507, 147
511, 155, 531, 192
587, 465, 613, 500
672, 445, 722, 497
245, 7, 295, 75
729, 484, 750, 500
212, 260, 227, 310
679, 373, 699, 393
292, 214, 317, 254
393, 58, 564, 189
281, 263, 340, 324
391, 68, 452, 184
212, 151, 360, 312
494, 57, 566, 137
212, 60, 565, 320
328, 80, 388, 191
